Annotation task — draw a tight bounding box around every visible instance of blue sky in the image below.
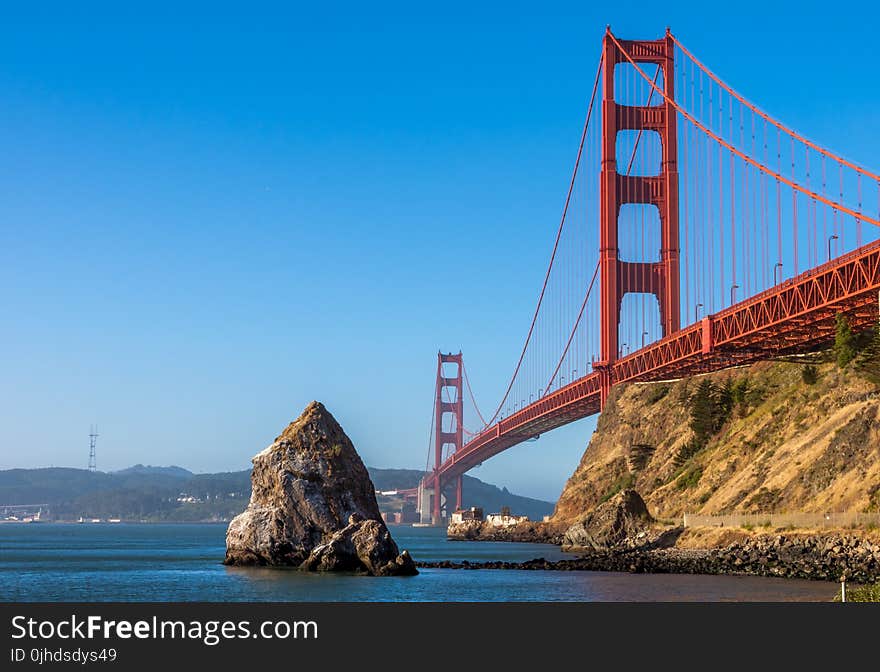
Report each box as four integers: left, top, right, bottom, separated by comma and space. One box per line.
2, 2, 879, 501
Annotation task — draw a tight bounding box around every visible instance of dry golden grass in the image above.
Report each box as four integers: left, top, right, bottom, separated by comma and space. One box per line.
553, 358, 880, 527
674, 525, 880, 549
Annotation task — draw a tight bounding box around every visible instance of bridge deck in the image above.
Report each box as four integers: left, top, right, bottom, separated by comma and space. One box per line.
433, 237, 880, 482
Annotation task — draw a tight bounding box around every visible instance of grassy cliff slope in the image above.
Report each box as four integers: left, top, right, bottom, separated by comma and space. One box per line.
553, 355, 880, 524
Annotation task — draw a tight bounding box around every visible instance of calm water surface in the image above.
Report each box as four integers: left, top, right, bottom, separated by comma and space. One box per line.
0, 523, 837, 601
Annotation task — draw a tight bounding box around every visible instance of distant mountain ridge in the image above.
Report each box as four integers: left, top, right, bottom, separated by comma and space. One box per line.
0, 465, 554, 522
113, 465, 193, 478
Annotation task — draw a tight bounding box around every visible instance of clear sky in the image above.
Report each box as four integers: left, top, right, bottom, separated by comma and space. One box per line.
2, 1, 879, 501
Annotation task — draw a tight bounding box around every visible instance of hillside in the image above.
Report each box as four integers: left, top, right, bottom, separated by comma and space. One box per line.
114, 465, 194, 479
0, 465, 553, 522
0, 467, 252, 522
553, 340, 880, 525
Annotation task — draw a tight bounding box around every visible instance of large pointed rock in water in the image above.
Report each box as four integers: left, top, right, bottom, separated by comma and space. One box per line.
224, 401, 417, 576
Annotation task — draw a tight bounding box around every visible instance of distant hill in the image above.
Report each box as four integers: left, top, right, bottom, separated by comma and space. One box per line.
113, 465, 193, 479
0, 465, 554, 523
369, 467, 555, 521
0, 467, 250, 522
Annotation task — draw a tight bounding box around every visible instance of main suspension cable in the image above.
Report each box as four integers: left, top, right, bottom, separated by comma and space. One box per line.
483, 48, 605, 427
608, 33, 880, 227
671, 33, 880, 183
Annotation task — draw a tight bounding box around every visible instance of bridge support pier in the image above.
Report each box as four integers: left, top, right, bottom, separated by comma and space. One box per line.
416, 476, 459, 525
418, 481, 434, 525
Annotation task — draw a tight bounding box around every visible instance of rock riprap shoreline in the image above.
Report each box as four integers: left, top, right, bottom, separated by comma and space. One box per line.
417, 530, 880, 584
224, 401, 417, 576
441, 488, 880, 584
420, 533, 880, 584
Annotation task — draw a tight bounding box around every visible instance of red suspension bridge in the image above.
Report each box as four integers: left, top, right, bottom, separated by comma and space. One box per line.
417, 28, 880, 524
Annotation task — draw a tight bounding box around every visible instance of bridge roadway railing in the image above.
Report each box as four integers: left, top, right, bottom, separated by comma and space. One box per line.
436, 372, 604, 479
613, 236, 880, 383
430, 237, 880, 485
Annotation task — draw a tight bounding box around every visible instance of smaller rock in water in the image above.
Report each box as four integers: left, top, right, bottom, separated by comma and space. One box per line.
224, 401, 417, 576
301, 513, 417, 576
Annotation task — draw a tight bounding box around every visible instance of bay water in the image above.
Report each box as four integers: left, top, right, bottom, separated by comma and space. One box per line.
0, 523, 837, 601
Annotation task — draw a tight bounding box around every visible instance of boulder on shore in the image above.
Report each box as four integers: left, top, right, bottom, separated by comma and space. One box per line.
447, 519, 565, 544
224, 401, 417, 576
562, 489, 653, 550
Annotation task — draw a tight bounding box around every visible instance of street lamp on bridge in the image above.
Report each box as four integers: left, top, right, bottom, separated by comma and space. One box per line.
828, 234, 839, 262
695, 303, 703, 323
642, 330, 649, 348
730, 283, 740, 306
774, 262, 783, 285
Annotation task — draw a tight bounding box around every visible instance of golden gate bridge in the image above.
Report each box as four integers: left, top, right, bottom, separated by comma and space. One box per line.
417, 28, 880, 524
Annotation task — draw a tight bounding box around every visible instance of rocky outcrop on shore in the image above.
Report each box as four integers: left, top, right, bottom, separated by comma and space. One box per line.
224, 401, 417, 576
441, 483, 879, 584
561, 489, 653, 551
445, 490, 669, 548
418, 532, 880, 584
447, 519, 564, 544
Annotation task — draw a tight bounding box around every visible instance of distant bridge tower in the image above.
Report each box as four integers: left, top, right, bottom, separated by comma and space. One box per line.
88, 424, 98, 472
419, 352, 464, 525
597, 27, 680, 405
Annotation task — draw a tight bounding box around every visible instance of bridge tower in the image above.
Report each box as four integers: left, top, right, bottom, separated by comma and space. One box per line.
598, 28, 680, 405
420, 351, 464, 525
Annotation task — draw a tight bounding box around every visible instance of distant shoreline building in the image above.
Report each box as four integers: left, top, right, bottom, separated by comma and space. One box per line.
450, 507, 483, 524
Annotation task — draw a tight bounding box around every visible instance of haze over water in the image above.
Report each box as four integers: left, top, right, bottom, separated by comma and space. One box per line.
0, 524, 837, 602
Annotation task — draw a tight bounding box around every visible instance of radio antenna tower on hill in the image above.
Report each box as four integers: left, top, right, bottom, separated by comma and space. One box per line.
88, 425, 98, 472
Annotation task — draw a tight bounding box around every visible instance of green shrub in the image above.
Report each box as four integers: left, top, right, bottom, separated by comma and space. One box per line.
675, 464, 703, 490
730, 377, 749, 405
645, 384, 670, 405
599, 472, 636, 504
744, 385, 766, 407
801, 364, 819, 385
838, 582, 880, 602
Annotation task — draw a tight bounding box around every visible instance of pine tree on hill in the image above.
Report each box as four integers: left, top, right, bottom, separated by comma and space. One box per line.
715, 378, 734, 426
688, 379, 717, 449
835, 313, 856, 368
683, 377, 737, 461
854, 327, 880, 386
